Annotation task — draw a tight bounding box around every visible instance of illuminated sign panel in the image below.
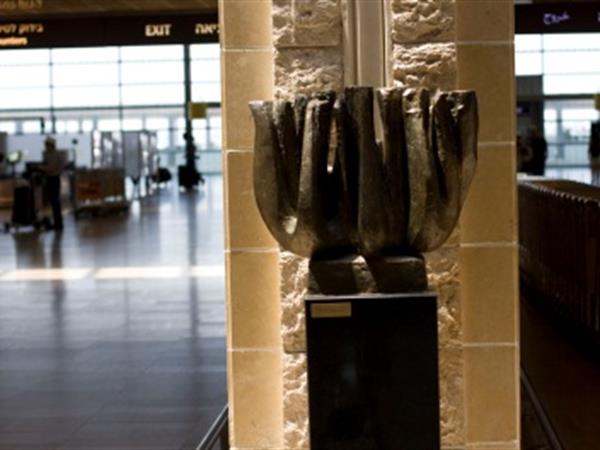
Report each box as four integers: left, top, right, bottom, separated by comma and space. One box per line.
516, 3, 600, 34
0, 13, 219, 48
0, 0, 43, 11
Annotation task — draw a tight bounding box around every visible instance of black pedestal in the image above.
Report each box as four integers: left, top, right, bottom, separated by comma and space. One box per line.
305, 293, 440, 450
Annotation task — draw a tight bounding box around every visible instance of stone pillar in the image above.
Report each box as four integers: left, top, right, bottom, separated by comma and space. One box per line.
389, 1, 465, 447
389, 2, 520, 449
456, 1, 520, 448
219, 1, 518, 449
219, 2, 285, 449
272, 2, 344, 449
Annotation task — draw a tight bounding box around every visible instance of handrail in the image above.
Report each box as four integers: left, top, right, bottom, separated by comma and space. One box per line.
521, 369, 564, 450
196, 405, 229, 450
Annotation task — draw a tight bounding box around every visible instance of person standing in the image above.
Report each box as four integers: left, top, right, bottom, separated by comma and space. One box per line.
527, 127, 548, 176
42, 137, 66, 231
589, 121, 600, 186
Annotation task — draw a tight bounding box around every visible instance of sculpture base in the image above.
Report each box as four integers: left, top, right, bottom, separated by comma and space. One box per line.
309, 255, 427, 295
305, 293, 440, 450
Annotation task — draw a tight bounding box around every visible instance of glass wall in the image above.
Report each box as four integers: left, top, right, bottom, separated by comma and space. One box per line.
516, 33, 600, 168
0, 43, 222, 173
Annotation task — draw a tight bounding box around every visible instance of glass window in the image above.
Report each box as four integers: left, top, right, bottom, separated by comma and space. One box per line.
52, 47, 119, 63
544, 121, 558, 142
52, 63, 119, 86
0, 65, 50, 87
542, 33, 600, 51
82, 119, 95, 132
121, 84, 184, 105
123, 118, 143, 131
97, 118, 121, 131
120, 45, 182, 61
544, 75, 600, 95
121, 61, 184, 84
543, 51, 600, 74
190, 43, 219, 59
55, 120, 80, 133
544, 109, 557, 121
191, 59, 220, 82
0, 121, 17, 133
0, 49, 50, 65
0, 87, 51, 109
22, 120, 42, 134
156, 130, 170, 149
515, 34, 542, 52
192, 82, 220, 102
145, 117, 170, 130
562, 109, 599, 121
53, 86, 120, 107
0, 44, 221, 172
515, 53, 542, 76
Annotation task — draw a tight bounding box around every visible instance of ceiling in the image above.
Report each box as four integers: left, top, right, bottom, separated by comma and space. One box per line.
0, 0, 218, 19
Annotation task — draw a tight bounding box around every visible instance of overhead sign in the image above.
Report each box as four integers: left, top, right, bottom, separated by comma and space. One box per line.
516, 3, 600, 34
0, 0, 43, 11
188, 102, 208, 119
0, 13, 219, 48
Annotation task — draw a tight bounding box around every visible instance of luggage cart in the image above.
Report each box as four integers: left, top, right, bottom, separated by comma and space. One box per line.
72, 168, 129, 218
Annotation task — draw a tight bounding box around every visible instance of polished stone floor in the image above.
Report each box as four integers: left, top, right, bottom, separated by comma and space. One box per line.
521, 288, 600, 449
0, 177, 226, 450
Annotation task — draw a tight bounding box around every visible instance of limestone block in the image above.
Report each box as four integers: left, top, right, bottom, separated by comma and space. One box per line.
283, 352, 310, 449
280, 251, 310, 353
273, 0, 294, 47
273, 0, 342, 48
427, 246, 465, 447
427, 246, 462, 348
391, 0, 456, 44
439, 345, 465, 447
274, 48, 344, 100
392, 43, 457, 92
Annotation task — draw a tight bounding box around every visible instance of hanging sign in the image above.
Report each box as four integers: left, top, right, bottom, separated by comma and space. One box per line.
0, 13, 219, 49
0, 0, 43, 11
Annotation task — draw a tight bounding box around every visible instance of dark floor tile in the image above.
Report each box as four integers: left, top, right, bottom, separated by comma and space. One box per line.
0, 181, 227, 449
57, 422, 193, 450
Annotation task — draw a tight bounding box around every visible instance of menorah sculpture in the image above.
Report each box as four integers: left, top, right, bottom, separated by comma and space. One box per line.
250, 86, 477, 290
250, 86, 478, 450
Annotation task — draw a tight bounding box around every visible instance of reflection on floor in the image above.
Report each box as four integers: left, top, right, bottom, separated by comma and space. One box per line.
521, 288, 600, 450
0, 177, 226, 450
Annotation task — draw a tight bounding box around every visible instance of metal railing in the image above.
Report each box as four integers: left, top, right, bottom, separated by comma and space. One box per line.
519, 179, 600, 345
521, 369, 564, 450
196, 406, 229, 450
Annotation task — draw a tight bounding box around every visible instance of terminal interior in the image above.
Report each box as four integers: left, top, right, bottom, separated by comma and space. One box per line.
0, 1, 599, 449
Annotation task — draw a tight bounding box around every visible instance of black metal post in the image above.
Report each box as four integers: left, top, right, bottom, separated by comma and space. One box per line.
183, 44, 196, 173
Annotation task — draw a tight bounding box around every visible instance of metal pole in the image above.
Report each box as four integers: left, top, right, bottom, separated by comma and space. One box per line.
183, 44, 196, 173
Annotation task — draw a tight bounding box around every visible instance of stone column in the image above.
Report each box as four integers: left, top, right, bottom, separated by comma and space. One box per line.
389, 1, 465, 447
272, 1, 344, 449
456, 1, 520, 448
219, 2, 285, 449
249, 1, 519, 450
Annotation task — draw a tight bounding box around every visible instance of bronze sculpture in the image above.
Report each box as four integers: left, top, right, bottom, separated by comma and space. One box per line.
250, 86, 478, 265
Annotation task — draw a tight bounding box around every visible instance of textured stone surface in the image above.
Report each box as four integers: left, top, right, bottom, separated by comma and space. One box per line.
426, 246, 465, 447
281, 251, 310, 354
273, 0, 342, 48
283, 352, 310, 449
391, 0, 456, 44
274, 48, 344, 100
392, 43, 457, 91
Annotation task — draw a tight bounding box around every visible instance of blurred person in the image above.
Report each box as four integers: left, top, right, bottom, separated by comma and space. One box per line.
517, 134, 533, 173
41, 137, 66, 231
590, 121, 600, 186
527, 126, 547, 176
